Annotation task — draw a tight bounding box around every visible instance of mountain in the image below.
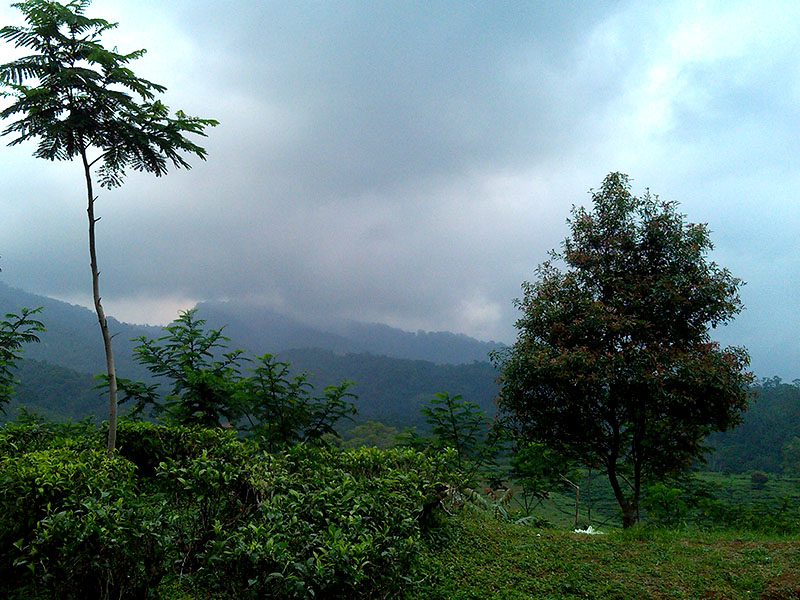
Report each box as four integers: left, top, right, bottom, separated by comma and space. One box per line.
5, 359, 98, 422
278, 348, 500, 427
0, 282, 161, 381
197, 300, 504, 364
1, 283, 501, 427
707, 378, 800, 473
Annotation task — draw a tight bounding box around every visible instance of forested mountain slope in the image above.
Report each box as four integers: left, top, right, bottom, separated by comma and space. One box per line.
0, 282, 159, 381
197, 300, 503, 365
708, 378, 800, 473
1, 283, 500, 427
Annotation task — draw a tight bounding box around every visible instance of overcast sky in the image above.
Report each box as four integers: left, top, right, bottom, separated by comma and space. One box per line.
1, 1, 798, 380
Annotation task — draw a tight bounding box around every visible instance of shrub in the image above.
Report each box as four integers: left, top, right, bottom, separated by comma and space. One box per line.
0, 411, 100, 454
642, 482, 689, 527
0, 447, 169, 599
115, 419, 252, 476
189, 446, 454, 599
0, 419, 453, 598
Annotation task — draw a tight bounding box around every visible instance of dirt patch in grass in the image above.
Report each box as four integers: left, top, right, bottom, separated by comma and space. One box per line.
762, 570, 800, 600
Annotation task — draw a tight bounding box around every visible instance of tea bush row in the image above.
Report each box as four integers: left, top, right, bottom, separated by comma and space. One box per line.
0, 419, 454, 599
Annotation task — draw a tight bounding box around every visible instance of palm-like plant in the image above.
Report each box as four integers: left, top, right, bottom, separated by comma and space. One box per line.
0, 0, 217, 450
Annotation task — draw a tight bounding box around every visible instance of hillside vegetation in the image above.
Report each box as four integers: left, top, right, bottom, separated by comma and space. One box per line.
0, 419, 453, 599
3, 417, 799, 600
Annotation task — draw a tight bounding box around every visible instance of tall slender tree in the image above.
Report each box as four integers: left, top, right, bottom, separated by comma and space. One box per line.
0, 0, 217, 450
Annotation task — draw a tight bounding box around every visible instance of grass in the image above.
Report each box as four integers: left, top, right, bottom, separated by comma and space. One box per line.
403, 511, 800, 600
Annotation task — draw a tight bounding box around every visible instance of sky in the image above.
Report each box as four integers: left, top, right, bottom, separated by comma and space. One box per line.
0, 1, 798, 381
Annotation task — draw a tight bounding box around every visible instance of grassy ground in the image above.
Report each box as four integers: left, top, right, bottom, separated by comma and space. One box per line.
403, 512, 800, 600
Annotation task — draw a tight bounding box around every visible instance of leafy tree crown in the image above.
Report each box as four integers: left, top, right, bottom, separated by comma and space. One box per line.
0, 0, 218, 187
496, 172, 753, 527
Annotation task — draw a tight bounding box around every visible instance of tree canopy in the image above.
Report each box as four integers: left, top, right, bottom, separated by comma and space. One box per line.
0, 0, 216, 187
494, 172, 753, 527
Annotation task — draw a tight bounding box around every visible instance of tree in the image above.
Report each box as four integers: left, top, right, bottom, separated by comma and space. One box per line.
238, 354, 356, 451
117, 309, 357, 449
507, 441, 572, 517
781, 436, 800, 477
0, 306, 44, 412
0, 0, 217, 450
120, 309, 244, 427
494, 173, 753, 527
403, 391, 502, 484
340, 421, 401, 450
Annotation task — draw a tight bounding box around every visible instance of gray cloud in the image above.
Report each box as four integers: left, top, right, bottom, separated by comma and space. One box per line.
1, 0, 798, 380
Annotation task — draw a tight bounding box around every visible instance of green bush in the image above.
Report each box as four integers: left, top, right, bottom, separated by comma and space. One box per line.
0, 411, 100, 454
0, 419, 453, 599
642, 482, 689, 527
0, 447, 169, 599
189, 446, 454, 599
115, 419, 252, 476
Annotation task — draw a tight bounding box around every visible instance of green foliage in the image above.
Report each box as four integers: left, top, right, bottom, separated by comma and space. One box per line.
0, 409, 100, 453
403, 391, 501, 484
0, 418, 454, 599
709, 378, 800, 473
508, 441, 573, 516
123, 309, 245, 426
239, 353, 356, 451
642, 482, 689, 527
495, 173, 753, 527
634, 473, 800, 534
0, 306, 44, 412
341, 420, 401, 449
116, 309, 357, 449
0, 0, 218, 186
782, 435, 800, 477
114, 419, 249, 476
194, 445, 454, 599
5, 359, 98, 422
0, 446, 170, 599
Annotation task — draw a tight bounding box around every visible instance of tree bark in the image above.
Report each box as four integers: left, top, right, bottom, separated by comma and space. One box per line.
82, 149, 118, 452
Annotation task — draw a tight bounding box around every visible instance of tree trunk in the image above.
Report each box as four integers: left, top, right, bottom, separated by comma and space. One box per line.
621, 504, 637, 528
607, 460, 638, 528
82, 150, 118, 452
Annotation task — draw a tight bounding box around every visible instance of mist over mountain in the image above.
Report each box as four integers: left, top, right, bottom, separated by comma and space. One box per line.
1, 283, 501, 426
197, 300, 504, 365
0, 282, 159, 381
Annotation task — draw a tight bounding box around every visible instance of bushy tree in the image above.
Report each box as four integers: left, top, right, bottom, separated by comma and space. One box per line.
239, 353, 356, 451
116, 309, 356, 448
119, 309, 244, 427
341, 420, 401, 450
508, 440, 572, 516
404, 391, 501, 483
495, 173, 753, 527
0, 0, 217, 450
